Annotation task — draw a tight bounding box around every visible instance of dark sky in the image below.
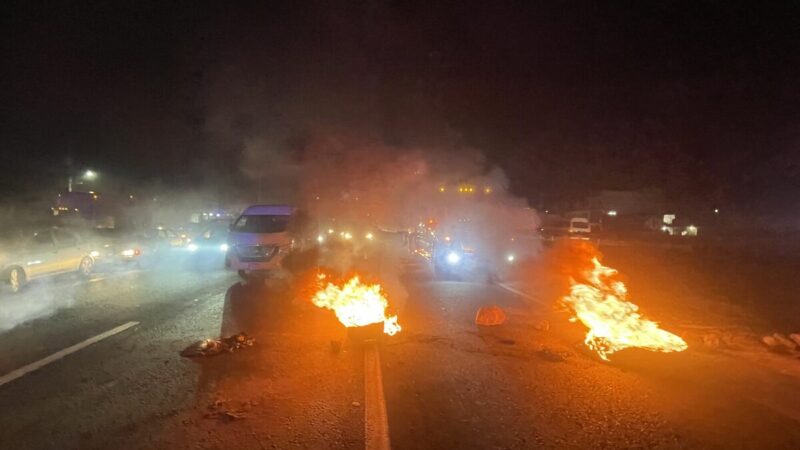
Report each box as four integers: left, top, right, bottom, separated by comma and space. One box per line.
2, 1, 799, 213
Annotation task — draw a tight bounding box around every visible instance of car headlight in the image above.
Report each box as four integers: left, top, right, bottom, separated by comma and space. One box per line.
187, 243, 199, 252
90, 250, 100, 258
121, 248, 136, 257
365, 232, 374, 240
446, 251, 461, 265
219, 243, 229, 252
317, 234, 325, 244
506, 254, 515, 263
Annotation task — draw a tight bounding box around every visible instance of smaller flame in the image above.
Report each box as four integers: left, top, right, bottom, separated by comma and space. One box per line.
312, 275, 401, 336
564, 257, 687, 361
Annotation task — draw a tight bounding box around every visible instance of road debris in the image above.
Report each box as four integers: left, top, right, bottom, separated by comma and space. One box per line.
204, 399, 250, 422
536, 347, 570, 362
772, 333, 798, 350
761, 334, 798, 354
475, 305, 507, 326
532, 319, 550, 331
180, 332, 256, 357
702, 333, 721, 349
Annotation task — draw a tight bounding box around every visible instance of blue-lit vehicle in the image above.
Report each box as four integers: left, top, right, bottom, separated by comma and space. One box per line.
415, 223, 537, 282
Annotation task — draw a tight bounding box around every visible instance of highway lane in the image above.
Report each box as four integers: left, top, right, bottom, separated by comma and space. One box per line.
0, 263, 239, 449
382, 257, 800, 450
2, 248, 800, 449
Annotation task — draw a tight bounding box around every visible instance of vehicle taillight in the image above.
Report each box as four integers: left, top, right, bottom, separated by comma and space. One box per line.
135, 248, 141, 256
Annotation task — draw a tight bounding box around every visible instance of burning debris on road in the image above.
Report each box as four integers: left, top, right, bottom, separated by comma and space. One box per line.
311, 273, 402, 336
563, 256, 688, 361
180, 332, 256, 357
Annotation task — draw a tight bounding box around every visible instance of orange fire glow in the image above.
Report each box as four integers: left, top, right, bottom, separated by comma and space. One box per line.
564, 257, 687, 361
312, 274, 401, 336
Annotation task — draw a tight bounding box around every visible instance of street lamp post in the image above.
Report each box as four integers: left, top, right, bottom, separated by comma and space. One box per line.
68, 169, 98, 192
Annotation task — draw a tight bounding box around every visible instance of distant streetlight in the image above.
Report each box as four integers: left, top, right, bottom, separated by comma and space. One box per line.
67, 169, 98, 192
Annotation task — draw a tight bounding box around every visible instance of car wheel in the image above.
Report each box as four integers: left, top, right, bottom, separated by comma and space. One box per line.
78, 257, 94, 278
8, 267, 26, 293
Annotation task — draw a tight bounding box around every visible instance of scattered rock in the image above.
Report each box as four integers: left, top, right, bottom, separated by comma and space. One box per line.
204, 399, 248, 422
221, 411, 246, 421
762, 335, 790, 353
532, 319, 550, 331
351, 401, 361, 407
773, 333, 798, 350
475, 305, 507, 326
536, 347, 568, 362
702, 333, 721, 349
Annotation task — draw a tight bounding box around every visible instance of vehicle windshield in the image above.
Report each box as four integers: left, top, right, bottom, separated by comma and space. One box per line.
572, 221, 589, 229
233, 215, 290, 233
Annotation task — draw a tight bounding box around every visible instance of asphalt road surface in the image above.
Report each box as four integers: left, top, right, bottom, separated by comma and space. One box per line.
1, 247, 800, 449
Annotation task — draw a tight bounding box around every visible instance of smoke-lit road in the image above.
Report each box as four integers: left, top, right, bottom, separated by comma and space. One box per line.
1, 249, 800, 449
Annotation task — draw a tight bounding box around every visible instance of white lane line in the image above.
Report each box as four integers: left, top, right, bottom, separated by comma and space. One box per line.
364, 342, 391, 450
0, 321, 139, 388
496, 282, 548, 307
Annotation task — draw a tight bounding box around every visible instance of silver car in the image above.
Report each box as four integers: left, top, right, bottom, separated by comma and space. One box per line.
1, 227, 97, 293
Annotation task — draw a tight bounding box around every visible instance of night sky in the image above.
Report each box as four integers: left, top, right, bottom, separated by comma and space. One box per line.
2, 1, 799, 215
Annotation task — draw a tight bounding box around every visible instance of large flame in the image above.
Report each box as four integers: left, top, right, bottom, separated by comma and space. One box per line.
312, 275, 401, 336
564, 257, 687, 361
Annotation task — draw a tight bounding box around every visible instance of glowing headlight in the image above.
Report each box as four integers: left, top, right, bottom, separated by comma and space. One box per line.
365, 232, 374, 240
187, 243, 199, 252
219, 243, 229, 252
343, 232, 353, 240
317, 234, 325, 243
90, 250, 100, 258
327, 228, 334, 234
506, 254, 515, 263
446, 251, 461, 265
121, 249, 136, 257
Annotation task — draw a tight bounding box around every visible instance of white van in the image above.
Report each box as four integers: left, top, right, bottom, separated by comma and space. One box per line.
568, 217, 591, 234
226, 205, 294, 279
